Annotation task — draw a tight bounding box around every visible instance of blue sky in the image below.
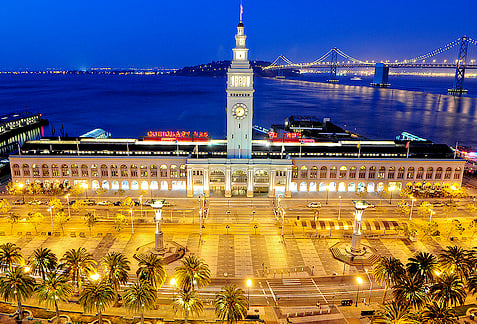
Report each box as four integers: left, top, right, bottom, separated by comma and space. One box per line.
0, 0, 475, 70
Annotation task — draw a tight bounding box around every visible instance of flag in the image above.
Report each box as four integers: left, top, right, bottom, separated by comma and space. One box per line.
405, 141, 409, 149
406, 141, 410, 158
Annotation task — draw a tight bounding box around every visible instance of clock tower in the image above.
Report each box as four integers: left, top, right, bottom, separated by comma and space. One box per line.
226, 4, 254, 159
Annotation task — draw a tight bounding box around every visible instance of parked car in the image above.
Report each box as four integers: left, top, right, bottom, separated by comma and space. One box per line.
68, 200, 76, 205
83, 199, 96, 206
12, 199, 24, 205
29, 200, 42, 205
113, 201, 121, 206
98, 201, 110, 206
307, 202, 321, 208
162, 200, 173, 207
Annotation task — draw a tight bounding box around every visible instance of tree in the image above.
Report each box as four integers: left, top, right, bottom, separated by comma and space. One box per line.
214, 284, 249, 324
7, 212, 19, 235
371, 300, 418, 324
355, 186, 368, 200
421, 221, 439, 238
29, 183, 43, 200
175, 255, 211, 291
446, 219, 465, 239
173, 288, 204, 324
396, 201, 410, 218
392, 273, 427, 309
399, 187, 412, 199
419, 301, 458, 324
417, 202, 433, 218
114, 213, 128, 232
84, 212, 97, 236
396, 223, 417, 239
36, 268, 73, 323
69, 184, 85, 199
102, 252, 130, 304
439, 246, 472, 280
136, 253, 166, 290
406, 252, 438, 284
71, 200, 84, 214
61, 248, 97, 293
114, 189, 126, 198
29, 247, 58, 280
48, 197, 63, 212
373, 256, 405, 303
0, 242, 24, 273
0, 267, 35, 321
28, 211, 44, 234
0, 199, 12, 216
469, 219, 477, 238
95, 188, 108, 201
429, 273, 466, 308
376, 188, 390, 205
79, 280, 115, 324
123, 281, 157, 324
55, 211, 69, 235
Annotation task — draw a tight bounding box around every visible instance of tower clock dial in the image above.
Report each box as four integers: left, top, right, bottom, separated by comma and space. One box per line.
232, 103, 248, 120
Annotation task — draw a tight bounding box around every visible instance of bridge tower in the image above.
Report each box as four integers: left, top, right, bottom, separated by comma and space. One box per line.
370, 63, 390, 88
326, 48, 339, 83
449, 36, 469, 94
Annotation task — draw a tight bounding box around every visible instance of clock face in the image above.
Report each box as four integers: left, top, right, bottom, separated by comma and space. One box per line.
232, 103, 248, 120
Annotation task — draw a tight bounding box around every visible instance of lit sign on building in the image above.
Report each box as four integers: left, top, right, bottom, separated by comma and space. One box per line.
145, 131, 210, 142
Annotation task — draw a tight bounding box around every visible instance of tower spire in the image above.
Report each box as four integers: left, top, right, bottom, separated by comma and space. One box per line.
240, 0, 243, 23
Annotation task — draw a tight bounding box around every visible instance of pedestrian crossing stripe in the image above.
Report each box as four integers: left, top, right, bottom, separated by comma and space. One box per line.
294, 220, 400, 231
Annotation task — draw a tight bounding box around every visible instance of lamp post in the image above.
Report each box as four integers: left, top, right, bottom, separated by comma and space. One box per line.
409, 195, 416, 221
326, 186, 329, 204
281, 209, 285, 236
170, 278, 177, 301
129, 206, 134, 234
81, 183, 88, 199
338, 195, 342, 220
355, 276, 363, 307
48, 207, 55, 234
389, 184, 395, 205
17, 183, 25, 203
139, 195, 143, 218
429, 209, 435, 223
246, 279, 252, 304
151, 201, 164, 251
65, 194, 71, 220
351, 200, 370, 253
365, 269, 373, 305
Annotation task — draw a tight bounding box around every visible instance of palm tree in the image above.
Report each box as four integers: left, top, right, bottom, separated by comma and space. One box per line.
29, 247, 58, 280
373, 256, 405, 303
102, 252, 130, 304
173, 288, 203, 324
0, 267, 35, 321
371, 300, 418, 324
123, 281, 157, 324
79, 280, 115, 324
419, 301, 458, 324
175, 255, 211, 291
0, 242, 24, 272
36, 268, 73, 323
429, 273, 466, 308
406, 252, 438, 283
392, 273, 427, 309
215, 284, 249, 324
439, 246, 472, 279
61, 247, 96, 293
135, 253, 166, 290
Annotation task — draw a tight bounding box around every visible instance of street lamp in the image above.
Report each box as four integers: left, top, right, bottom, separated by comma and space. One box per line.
139, 195, 143, 218
246, 279, 252, 304
89, 273, 100, 281
326, 185, 329, 204
226, 224, 230, 235
429, 209, 435, 223
389, 184, 396, 205
170, 278, 177, 300
338, 195, 342, 220
365, 269, 373, 305
355, 276, 363, 307
81, 183, 88, 199
48, 207, 55, 234
129, 206, 134, 234
17, 183, 25, 203
65, 194, 71, 220
409, 195, 416, 220
351, 200, 370, 253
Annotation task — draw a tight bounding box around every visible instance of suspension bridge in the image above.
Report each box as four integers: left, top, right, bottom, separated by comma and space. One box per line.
264, 36, 477, 94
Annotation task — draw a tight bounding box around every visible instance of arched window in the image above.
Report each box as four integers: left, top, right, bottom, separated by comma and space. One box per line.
91, 164, 98, 177
349, 166, 356, 178
210, 170, 225, 183
150, 165, 157, 177
329, 166, 337, 179
320, 166, 327, 178
51, 164, 59, 177
232, 170, 247, 183
416, 167, 424, 180
32, 164, 40, 177
120, 165, 128, 177
358, 166, 366, 179
254, 170, 269, 183
81, 164, 88, 177
435, 167, 443, 179
454, 167, 462, 179
100, 164, 108, 177
368, 166, 376, 179
41, 164, 49, 177
378, 166, 385, 179
111, 165, 118, 177
180, 165, 187, 178
292, 166, 298, 179
71, 164, 79, 177
397, 167, 405, 179
170, 165, 178, 178
140, 165, 148, 177
130, 165, 138, 177
300, 166, 308, 178
160, 165, 168, 177
387, 166, 395, 179
12, 164, 21, 177
339, 166, 347, 179
407, 167, 414, 179
310, 166, 318, 178
444, 167, 452, 179
62, 164, 69, 177
22, 164, 30, 177
426, 167, 433, 179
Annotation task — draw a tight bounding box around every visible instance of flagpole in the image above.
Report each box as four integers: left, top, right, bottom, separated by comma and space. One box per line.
454, 141, 458, 159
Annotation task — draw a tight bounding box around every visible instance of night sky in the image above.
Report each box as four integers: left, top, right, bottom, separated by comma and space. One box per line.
0, 0, 475, 70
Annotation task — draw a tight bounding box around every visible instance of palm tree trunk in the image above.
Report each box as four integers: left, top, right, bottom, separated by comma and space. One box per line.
381, 285, 388, 304
185, 309, 188, 324
140, 310, 144, 324
98, 309, 103, 324
16, 294, 23, 320
55, 300, 60, 323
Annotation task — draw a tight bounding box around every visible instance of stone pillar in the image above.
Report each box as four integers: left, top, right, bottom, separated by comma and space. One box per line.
203, 169, 210, 197
351, 205, 367, 253
247, 168, 254, 198
285, 169, 292, 198
153, 208, 164, 251
187, 169, 193, 197
225, 167, 232, 198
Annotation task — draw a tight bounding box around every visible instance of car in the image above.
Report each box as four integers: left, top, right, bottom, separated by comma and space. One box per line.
68, 200, 76, 205
12, 199, 24, 205
28, 200, 41, 205
113, 201, 121, 206
97, 201, 110, 206
162, 200, 173, 207
433, 202, 444, 207
307, 202, 321, 208
83, 199, 96, 206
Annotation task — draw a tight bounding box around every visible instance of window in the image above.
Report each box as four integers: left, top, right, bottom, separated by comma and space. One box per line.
180, 165, 187, 178
51, 164, 59, 177
71, 164, 79, 177
378, 167, 385, 179
416, 167, 424, 180
310, 166, 318, 178
349, 166, 356, 178
454, 167, 461, 179
435, 167, 443, 179
22, 164, 30, 177
210, 170, 225, 183
42, 164, 49, 177
358, 166, 366, 179
62, 164, 70, 177
140, 165, 148, 177
254, 170, 269, 183
130, 165, 138, 177
160, 165, 167, 177
426, 167, 433, 179
232, 170, 247, 183
91, 164, 98, 177
12, 164, 21, 177
397, 167, 405, 179
150, 165, 157, 177
81, 164, 88, 177
111, 165, 118, 177
120, 165, 128, 177
387, 167, 395, 179
444, 167, 452, 179
320, 166, 327, 178
406, 167, 414, 180
32, 164, 40, 177
339, 166, 347, 179
368, 166, 376, 179
329, 166, 337, 179
170, 165, 178, 178
300, 166, 308, 178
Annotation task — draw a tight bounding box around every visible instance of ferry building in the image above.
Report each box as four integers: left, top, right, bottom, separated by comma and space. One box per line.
9, 12, 465, 198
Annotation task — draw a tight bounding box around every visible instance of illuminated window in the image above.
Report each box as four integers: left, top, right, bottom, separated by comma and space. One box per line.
397, 167, 405, 179
349, 166, 356, 178
111, 165, 118, 177
12, 164, 21, 177
426, 167, 433, 179
130, 165, 138, 177
160, 165, 167, 177
300, 166, 308, 178
454, 167, 461, 179
435, 167, 443, 179
368, 166, 376, 179
416, 167, 424, 180
292, 166, 298, 179
32, 164, 40, 177
81, 164, 88, 177
210, 170, 225, 183
22, 164, 30, 177
170, 165, 178, 178
310, 166, 318, 178
42, 164, 49, 177
100, 165, 108, 177
91, 165, 98, 177
62, 164, 70, 177
150, 165, 157, 177
406, 167, 414, 179
358, 166, 366, 179
140, 165, 148, 177
378, 166, 385, 179
387, 167, 395, 179
71, 164, 78, 177
444, 167, 452, 179
339, 166, 347, 179
51, 164, 59, 177
120, 165, 128, 177
180, 165, 186, 178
